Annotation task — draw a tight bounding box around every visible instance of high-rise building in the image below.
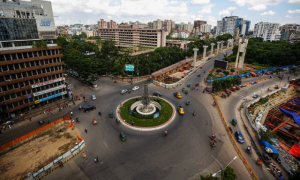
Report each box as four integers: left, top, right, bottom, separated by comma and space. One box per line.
194, 20, 207, 29
254, 22, 281, 41
280, 24, 300, 32
97, 19, 107, 29
216, 16, 250, 36
163, 20, 173, 34
0, 0, 66, 119
153, 19, 163, 29
200, 24, 211, 33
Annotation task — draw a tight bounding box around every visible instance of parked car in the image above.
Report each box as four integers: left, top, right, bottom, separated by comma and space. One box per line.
253, 93, 258, 99
91, 94, 96, 100
120, 132, 127, 142
132, 86, 139, 91
83, 105, 96, 112
235, 131, 245, 143
120, 89, 128, 94
153, 91, 163, 97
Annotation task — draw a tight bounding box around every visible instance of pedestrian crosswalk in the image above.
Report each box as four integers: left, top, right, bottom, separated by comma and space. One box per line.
231, 91, 247, 99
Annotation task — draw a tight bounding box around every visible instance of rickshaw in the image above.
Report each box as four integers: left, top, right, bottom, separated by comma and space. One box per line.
185, 100, 190, 106
187, 83, 191, 87
185, 90, 188, 95
231, 119, 237, 126
109, 111, 114, 118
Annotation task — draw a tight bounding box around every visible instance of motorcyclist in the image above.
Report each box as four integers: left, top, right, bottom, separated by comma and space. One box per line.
76, 117, 79, 122
211, 134, 216, 140
247, 146, 252, 154
163, 131, 168, 137
212, 140, 217, 146
79, 105, 82, 110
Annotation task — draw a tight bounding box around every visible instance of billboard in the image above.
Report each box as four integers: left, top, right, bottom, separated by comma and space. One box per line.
125, 64, 135, 72
214, 59, 228, 70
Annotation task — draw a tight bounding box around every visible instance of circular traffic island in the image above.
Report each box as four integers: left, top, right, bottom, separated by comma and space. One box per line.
117, 97, 175, 130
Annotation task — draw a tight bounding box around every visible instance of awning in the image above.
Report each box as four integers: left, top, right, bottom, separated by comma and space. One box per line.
259, 140, 279, 154
179, 68, 184, 72
289, 143, 300, 157
183, 64, 190, 68
250, 72, 257, 76
280, 108, 300, 126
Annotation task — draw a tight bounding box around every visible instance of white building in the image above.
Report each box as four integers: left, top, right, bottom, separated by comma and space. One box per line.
254, 22, 281, 41
200, 24, 211, 33
153, 19, 163, 29
280, 24, 300, 32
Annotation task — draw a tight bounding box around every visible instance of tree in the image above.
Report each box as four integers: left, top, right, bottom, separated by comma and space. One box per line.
216, 33, 233, 41
216, 69, 222, 74
259, 129, 276, 144
230, 68, 235, 73
223, 71, 229, 76
200, 174, 219, 180
222, 166, 237, 180
33, 41, 47, 48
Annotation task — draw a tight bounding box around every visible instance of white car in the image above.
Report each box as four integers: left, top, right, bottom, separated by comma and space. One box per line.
120, 89, 128, 94
132, 86, 139, 91
91, 94, 96, 100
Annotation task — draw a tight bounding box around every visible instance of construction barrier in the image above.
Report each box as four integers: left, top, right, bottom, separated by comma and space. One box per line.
0, 116, 71, 152
212, 94, 259, 180
25, 140, 86, 180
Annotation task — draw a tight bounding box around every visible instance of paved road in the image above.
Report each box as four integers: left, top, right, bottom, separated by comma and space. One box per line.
1, 50, 254, 180
216, 71, 298, 180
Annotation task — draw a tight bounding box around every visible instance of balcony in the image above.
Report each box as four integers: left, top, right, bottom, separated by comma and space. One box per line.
0, 54, 63, 65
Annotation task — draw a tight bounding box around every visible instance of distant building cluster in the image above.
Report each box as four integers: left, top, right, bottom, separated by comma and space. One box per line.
216, 16, 251, 36
253, 22, 300, 42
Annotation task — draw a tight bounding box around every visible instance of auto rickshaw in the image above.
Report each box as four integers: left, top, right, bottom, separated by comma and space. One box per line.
185, 90, 188, 94
187, 83, 191, 87
185, 100, 190, 106
92, 118, 97, 125
231, 119, 237, 126
109, 112, 114, 118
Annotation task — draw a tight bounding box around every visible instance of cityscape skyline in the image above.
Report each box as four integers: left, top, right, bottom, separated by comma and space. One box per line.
51, 0, 300, 29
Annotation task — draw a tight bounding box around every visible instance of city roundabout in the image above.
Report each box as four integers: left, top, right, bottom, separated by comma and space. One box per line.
116, 84, 176, 131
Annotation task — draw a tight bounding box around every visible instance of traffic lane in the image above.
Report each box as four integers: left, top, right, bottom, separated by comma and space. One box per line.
71, 88, 222, 180
218, 77, 293, 179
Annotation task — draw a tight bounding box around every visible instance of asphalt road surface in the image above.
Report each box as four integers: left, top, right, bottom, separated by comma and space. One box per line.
2, 50, 261, 180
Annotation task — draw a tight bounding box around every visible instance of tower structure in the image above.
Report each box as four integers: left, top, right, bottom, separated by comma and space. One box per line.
235, 37, 248, 68
142, 84, 150, 107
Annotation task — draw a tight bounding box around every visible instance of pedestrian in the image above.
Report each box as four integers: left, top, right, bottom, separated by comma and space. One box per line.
288, 76, 290, 81
8, 125, 11, 129
203, 90, 205, 94
71, 111, 73, 116
82, 152, 87, 158
95, 156, 99, 163
85, 129, 87, 133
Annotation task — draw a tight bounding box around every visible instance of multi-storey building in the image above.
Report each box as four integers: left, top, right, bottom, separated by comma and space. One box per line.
153, 19, 163, 30
216, 16, 250, 36
98, 27, 166, 48
0, 0, 66, 119
200, 24, 211, 33
280, 24, 300, 32
254, 22, 281, 41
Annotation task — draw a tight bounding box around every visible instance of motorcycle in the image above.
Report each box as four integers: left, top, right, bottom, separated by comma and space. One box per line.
246, 147, 252, 155
116, 118, 120, 125
163, 131, 168, 137
211, 140, 217, 148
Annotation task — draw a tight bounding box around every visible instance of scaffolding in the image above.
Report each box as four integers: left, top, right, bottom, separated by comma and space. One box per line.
264, 96, 300, 148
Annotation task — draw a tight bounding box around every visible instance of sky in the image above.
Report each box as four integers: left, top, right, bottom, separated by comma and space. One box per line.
49, 0, 300, 29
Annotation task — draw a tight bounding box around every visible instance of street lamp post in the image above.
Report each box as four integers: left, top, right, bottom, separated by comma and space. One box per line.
212, 155, 237, 178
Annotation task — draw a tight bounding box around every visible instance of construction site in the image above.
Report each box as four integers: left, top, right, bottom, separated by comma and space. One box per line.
247, 81, 300, 174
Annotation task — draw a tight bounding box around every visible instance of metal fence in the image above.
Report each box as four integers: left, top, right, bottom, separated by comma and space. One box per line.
25, 140, 86, 180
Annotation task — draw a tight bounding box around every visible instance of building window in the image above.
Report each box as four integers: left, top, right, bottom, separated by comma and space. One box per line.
23, 52, 28, 59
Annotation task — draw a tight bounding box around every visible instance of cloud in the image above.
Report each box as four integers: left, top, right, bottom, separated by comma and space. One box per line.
285, 15, 292, 18
248, 4, 266, 11
288, 9, 300, 14
260, 10, 275, 15
51, 0, 203, 25
170, 0, 178, 4
207, 15, 217, 26
190, 0, 210, 5
231, 0, 282, 11
199, 4, 215, 14
219, 6, 236, 16
288, 0, 300, 3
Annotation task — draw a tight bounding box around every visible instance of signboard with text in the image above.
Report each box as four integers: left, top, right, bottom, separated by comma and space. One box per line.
125, 64, 134, 72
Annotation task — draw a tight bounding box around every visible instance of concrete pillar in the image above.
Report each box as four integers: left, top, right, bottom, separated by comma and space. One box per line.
193, 48, 199, 70
221, 41, 224, 52
210, 43, 215, 56
217, 42, 221, 54
203, 45, 208, 62
227, 40, 230, 48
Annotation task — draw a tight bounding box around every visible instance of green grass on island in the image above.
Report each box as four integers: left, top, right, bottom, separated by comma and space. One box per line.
119, 98, 173, 127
